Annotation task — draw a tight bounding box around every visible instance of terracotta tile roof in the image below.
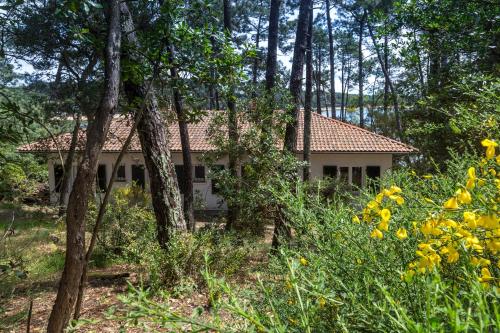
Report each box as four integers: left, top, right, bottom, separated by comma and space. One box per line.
18, 110, 416, 154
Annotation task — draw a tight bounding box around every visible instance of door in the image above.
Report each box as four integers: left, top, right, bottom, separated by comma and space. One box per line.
131, 164, 146, 189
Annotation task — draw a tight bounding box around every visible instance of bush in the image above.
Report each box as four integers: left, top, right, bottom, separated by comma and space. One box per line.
108, 138, 499, 332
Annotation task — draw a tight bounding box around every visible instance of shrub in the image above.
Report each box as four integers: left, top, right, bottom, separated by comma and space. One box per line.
107, 138, 499, 332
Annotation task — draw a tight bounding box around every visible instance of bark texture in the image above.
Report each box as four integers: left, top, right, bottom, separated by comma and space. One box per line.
303, 8, 313, 181
265, 0, 281, 92
325, 0, 336, 118
47, 1, 121, 331
358, 10, 366, 128
283, 0, 312, 153
121, 3, 186, 248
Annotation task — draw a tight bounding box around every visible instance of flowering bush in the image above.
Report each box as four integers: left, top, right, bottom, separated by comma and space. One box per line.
356, 139, 499, 286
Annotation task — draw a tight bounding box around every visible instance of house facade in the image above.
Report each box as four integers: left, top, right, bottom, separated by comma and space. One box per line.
19, 111, 415, 210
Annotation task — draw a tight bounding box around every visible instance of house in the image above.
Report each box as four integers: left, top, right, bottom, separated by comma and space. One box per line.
18, 110, 416, 210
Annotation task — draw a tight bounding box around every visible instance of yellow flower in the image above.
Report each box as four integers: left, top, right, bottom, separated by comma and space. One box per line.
367, 200, 379, 210
389, 185, 402, 194
423, 174, 433, 179
352, 215, 361, 224
477, 179, 486, 187
375, 193, 384, 203
466, 178, 475, 190
396, 227, 408, 240
457, 189, 472, 204
396, 196, 405, 205
380, 208, 391, 222
299, 257, 308, 266
468, 167, 476, 179
318, 297, 326, 308
496, 155, 500, 165
378, 220, 389, 231
441, 245, 460, 263
463, 211, 477, 228
482, 139, 498, 160
370, 228, 383, 239
478, 267, 494, 283
443, 197, 459, 210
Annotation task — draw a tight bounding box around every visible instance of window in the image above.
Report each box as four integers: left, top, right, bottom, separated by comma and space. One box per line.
175, 165, 186, 193
53, 164, 64, 193
210, 164, 225, 194
115, 164, 126, 182
323, 165, 338, 179
366, 166, 381, 191
96, 164, 107, 192
352, 167, 362, 188
194, 165, 206, 182
131, 164, 146, 189
339, 167, 349, 183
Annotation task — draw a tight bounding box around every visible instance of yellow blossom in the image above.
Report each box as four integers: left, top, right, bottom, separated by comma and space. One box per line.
370, 228, 383, 239
443, 197, 459, 210
396, 228, 408, 240
352, 215, 361, 224
318, 297, 326, 308
423, 174, 433, 179
478, 267, 494, 283
396, 196, 405, 205
481, 139, 498, 160
389, 185, 402, 194
457, 189, 472, 204
380, 208, 391, 222
463, 211, 477, 228
299, 257, 308, 266
378, 220, 389, 232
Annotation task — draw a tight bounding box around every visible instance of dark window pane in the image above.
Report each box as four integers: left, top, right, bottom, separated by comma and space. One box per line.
323, 165, 337, 179
352, 167, 362, 187
366, 166, 381, 191
339, 167, 349, 183
194, 165, 205, 182
116, 165, 126, 181
54, 164, 64, 193
131, 164, 145, 189
211, 164, 224, 194
96, 164, 107, 192
175, 165, 186, 193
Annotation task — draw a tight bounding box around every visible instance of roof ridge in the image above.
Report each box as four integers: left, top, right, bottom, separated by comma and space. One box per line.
307, 110, 416, 152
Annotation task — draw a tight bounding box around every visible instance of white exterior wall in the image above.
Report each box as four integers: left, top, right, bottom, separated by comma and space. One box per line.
48, 152, 393, 210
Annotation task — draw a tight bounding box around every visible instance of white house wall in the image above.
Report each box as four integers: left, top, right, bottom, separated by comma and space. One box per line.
48, 152, 393, 210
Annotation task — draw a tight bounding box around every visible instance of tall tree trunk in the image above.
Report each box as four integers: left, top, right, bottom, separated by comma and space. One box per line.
265, 0, 281, 92
168, 43, 195, 232
283, 0, 312, 153
358, 10, 366, 128
367, 19, 403, 139
383, 32, 389, 132
223, 0, 240, 230
315, 44, 322, 114
275, 0, 312, 250
57, 114, 80, 215
121, 3, 186, 248
303, 6, 313, 181
340, 54, 345, 120
252, 1, 263, 90
325, 0, 336, 118
47, 1, 121, 331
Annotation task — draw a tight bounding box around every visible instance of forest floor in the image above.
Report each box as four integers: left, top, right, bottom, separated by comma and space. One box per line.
0, 204, 271, 332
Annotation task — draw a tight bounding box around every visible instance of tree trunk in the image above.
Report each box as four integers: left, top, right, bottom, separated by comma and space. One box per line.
315, 44, 322, 114
383, 33, 389, 132
367, 18, 403, 139
223, 0, 240, 230
303, 7, 313, 181
358, 10, 366, 128
252, 1, 263, 89
283, 0, 312, 153
121, 3, 186, 248
325, 0, 336, 118
47, 1, 121, 331
168, 43, 195, 232
265, 0, 281, 92
274, 0, 312, 250
340, 54, 345, 120
57, 114, 80, 215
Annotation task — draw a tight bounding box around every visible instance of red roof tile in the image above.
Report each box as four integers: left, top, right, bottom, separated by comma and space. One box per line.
18, 110, 416, 154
